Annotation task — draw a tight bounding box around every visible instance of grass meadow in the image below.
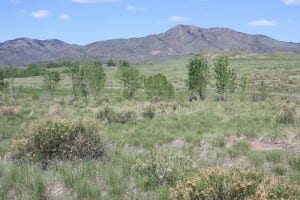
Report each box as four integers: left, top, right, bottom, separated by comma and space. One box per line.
0, 53, 299, 199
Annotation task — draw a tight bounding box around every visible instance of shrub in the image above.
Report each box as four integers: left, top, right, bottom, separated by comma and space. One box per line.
131, 151, 196, 189
43, 71, 61, 91
143, 105, 155, 119
228, 141, 251, 158
289, 155, 300, 171
252, 81, 269, 102
12, 119, 107, 166
144, 74, 174, 100
170, 167, 300, 200
96, 107, 135, 124
276, 106, 296, 124
265, 150, 283, 164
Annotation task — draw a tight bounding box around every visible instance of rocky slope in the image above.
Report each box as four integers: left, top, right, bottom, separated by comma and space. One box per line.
1, 25, 300, 66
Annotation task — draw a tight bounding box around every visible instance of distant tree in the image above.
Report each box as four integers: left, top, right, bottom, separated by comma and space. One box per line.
144, 73, 174, 100
24, 64, 47, 77
186, 56, 210, 100
83, 62, 106, 98
67, 63, 87, 100
116, 66, 142, 99
43, 71, 61, 91
107, 59, 116, 67
213, 55, 236, 101
119, 60, 130, 67
0, 68, 8, 91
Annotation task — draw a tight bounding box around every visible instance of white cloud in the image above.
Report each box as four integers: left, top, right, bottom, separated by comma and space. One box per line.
282, 0, 300, 5
72, 0, 119, 3
168, 16, 190, 23
126, 6, 144, 11
31, 10, 50, 19
248, 19, 278, 26
60, 14, 70, 20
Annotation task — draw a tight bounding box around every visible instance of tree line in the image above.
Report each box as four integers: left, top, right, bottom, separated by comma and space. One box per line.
1, 55, 237, 101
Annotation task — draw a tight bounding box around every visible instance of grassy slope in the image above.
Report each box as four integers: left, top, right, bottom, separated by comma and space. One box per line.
0, 53, 299, 199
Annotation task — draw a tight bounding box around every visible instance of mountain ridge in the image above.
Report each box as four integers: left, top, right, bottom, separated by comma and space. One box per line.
1, 24, 300, 66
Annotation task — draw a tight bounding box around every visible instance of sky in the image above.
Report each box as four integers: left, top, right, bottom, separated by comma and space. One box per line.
0, 0, 300, 45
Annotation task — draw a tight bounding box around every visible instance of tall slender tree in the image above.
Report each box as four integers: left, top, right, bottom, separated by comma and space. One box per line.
187, 56, 210, 100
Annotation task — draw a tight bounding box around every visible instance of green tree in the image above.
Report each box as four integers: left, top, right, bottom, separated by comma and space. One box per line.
144, 73, 174, 100
0, 69, 9, 92
107, 59, 116, 67
116, 66, 142, 99
83, 62, 106, 98
186, 56, 210, 100
213, 55, 236, 101
119, 60, 130, 67
43, 71, 61, 91
67, 63, 87, 100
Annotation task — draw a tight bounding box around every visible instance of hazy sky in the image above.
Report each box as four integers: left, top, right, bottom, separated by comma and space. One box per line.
1, 0, 300, 44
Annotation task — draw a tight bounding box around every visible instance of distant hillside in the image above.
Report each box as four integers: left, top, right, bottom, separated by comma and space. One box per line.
1, 25, 300, 66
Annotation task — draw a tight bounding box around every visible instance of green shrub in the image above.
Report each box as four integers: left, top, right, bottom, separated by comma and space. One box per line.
228, 141, 251, 158
12, 119, 107, 166
265, 150, 283, 164
144, 73, 174, 100
288, 155, 300, 171
43, 71, 61, 91
131, 151, 196, 189
251, 81, 268, 102
276, 106, 296, 124
143, 105, 155, 119
170, 167, 300, 200
96, 106, 116, 122
96, 107, 135, 124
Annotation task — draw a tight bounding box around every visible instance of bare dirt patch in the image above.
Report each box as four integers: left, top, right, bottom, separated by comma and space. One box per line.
226, 135, 300, 152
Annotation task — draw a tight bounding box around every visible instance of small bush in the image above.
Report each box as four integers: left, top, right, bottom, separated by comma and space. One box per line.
143, 105, 155, 119
31, 93, 40, 100
276, 106, 296, 124
265, 150, 283, 164
228, 141, 251, 158
288, 156, 300, 171
0, 106, 20, 119
96, 107, 135, 124
12, 119, 107, 166
131, 152, 196, 189
96, 107, 116, 123
170, 167, 300, 200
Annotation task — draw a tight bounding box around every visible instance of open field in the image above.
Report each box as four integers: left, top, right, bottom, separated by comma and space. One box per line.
0, 53, 300, 199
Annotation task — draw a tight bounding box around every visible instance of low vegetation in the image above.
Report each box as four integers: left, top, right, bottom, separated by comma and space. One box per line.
0, 52, 299, 199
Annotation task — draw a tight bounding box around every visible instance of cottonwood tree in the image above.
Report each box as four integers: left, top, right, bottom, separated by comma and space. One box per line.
43, 71, 61, 91
0, 69, 5, 91
213, 55, 236, 101
83, 62, 106, 98
144, 73, 174, 100
68, 63, 87, 100
116, 66, 142, 99
186, 56, 210, 100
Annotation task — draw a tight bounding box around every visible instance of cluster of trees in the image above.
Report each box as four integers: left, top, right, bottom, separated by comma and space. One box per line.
67, 62, 106, 100
1, 65, 47, 78
2, 55, 237, 102
187, 55, 236, 101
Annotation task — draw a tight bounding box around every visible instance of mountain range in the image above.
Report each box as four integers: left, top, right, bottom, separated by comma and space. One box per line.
1, 24, 300, 66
